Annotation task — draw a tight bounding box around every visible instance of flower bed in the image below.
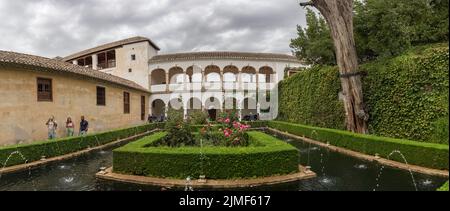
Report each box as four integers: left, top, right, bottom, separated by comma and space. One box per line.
112, 131, 299, 179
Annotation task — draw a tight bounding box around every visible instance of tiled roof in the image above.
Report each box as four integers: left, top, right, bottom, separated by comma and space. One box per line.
0, 50, 150, 93
149, 51, 302, 64
63, 36, 160, 61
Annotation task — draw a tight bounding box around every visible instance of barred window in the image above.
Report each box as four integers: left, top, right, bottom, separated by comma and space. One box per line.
37, 78, 52, 102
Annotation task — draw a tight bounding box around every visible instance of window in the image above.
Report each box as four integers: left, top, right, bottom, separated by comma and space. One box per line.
76, 56, 92, 68
77, 58, 85, 66
97, 50, 116, 69
107, 50, 116, 68
131, 54, 136, 61
96, 86, 106, 106
37, 78, 53, 102
123, 92, 130, 114
141, 96, 146, 121
129, 68, 132, 73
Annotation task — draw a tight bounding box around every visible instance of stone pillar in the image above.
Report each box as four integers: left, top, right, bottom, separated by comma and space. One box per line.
184, 107, 188, 120
164, 105, 168, 120
220, 70, 224, 92
92, 54, 98, 70
165, 72, 169, 92
183, 70, 187, 91
238, 70, 242, 91
201, 70, 205, 90
256, 69, 260, 93
257, 103, 261, 115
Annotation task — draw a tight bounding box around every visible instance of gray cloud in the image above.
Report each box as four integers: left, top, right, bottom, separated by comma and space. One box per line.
0, 0, 307, 58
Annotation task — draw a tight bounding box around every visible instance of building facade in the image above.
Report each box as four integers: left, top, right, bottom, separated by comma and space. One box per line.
0, 51, 150, 146
63, 36, 305, 121
0, 36, 304, 145
148, 52, 303, 120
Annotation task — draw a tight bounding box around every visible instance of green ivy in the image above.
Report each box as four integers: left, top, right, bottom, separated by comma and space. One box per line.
278, 43, 449, 144
278, 66, 345, 130
363, 43, 449, 144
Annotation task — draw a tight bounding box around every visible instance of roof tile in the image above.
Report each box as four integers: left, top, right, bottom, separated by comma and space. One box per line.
63, 36, 160, 61
149, 51, 301, 64
0, 50, 149, 93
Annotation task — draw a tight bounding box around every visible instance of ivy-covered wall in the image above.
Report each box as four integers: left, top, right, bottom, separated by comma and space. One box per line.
278, 66, 346, 130
278, 43, 449, 144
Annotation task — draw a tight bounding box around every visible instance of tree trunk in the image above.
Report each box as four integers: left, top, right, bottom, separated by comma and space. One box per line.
302, 0, 368, 133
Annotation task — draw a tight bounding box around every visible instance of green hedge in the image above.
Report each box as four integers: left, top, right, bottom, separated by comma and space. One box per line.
244, 121, 269, 128
0, 123, 164, 168
437, 181, 449, 191
363, 43, 449, 144
268, 121, 449, 170
278, 43, 449, 144
113, 131, 299, 179
278, 65, 346, 130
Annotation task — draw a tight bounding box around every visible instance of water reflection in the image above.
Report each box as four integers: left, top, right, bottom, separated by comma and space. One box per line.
0, 132, 447, 191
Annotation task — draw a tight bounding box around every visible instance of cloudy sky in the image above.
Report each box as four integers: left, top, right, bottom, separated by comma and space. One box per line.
0, 0, 307, 58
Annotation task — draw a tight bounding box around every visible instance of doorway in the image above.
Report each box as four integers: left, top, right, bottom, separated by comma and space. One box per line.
208, 109, 217, 121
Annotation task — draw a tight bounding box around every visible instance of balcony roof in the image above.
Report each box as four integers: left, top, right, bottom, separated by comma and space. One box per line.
149, 51, 302, 64
63, 36, 160, 62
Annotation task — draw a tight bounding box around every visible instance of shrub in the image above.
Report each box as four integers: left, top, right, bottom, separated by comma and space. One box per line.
268, 121, 449, 170
188, 110, 209, 125
437, 181, 449, 191
160, 109, 195, 147
213, 113, 251, 147
113, 131, 299, 179
0, 123, 164, 168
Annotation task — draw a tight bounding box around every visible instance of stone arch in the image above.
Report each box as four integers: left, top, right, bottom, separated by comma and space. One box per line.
205, 65, 221, 82
223, 97, 238, 110
169, 98, 183, 110
241, 97, 257, 119
205, 97, 222, 121
241, 66, 257, 83
150, 69, 166, 85
186, 65, 203, 83
168, 66, 185, 84
151, 99, 166, 117
259, 66, 275, 83
186, 97, 203, 115
223, 65, 239, 82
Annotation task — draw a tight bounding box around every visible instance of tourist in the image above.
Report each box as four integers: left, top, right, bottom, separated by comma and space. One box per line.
46, 116, 58, 140
66, 117, 74, 137
79, 116, 89, 136
147, 114, 152, 123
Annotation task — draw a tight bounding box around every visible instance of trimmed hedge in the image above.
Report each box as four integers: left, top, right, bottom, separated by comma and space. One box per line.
268, 121, 449, 170
244, 121, 269, 128
437, 181, 449, 191
113, 131, 299, 179
0, 123, 164, 168
278, 43, 449, 144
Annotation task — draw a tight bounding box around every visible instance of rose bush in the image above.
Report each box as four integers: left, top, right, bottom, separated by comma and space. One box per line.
201, 111, 250, 147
